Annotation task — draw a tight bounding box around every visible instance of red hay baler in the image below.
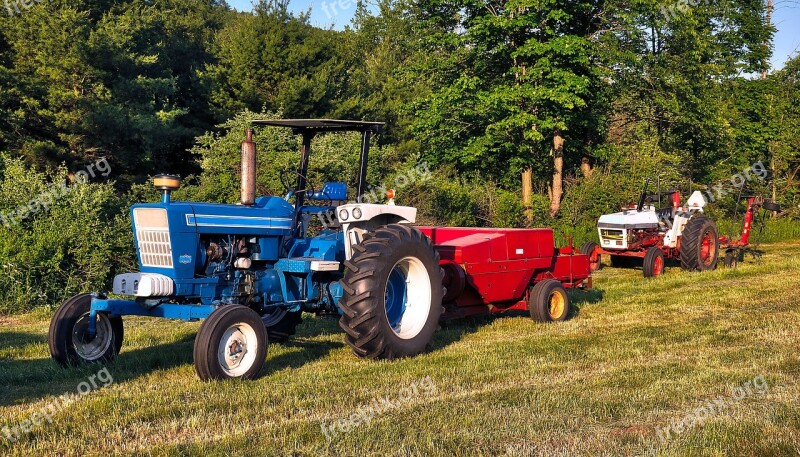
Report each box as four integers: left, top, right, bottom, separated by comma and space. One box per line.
418, 227, 592, 322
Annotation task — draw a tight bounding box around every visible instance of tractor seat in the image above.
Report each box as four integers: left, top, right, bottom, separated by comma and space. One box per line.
308, 182, 348, 201
656, 206, 674, 221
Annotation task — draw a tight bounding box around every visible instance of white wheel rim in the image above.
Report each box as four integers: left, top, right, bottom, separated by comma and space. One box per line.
217, 323, 259, 377
385, 256, 433, 340
72, 314, 114, 361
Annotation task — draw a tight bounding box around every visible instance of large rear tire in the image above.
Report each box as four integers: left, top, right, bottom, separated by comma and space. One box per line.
49, 294, 123, 367
194, 305, 267, 381
580, 241, 601, 272
680, 216, 719, 271
339, 224, 443, 359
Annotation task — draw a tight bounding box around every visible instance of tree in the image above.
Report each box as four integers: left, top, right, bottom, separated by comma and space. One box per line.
412, 0, 609, 218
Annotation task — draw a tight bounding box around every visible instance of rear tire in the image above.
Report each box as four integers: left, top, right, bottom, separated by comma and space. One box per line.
49, 294, 123, 367
528, 280, 570, 323
580, 241, 601, 271
680, 216, 719, 271
194, 305, 267, 381
643, 247, 665, 278
339, 224, 443, 359
261, 308, 302, 343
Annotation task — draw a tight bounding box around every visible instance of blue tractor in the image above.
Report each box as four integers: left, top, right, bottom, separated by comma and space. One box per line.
48, 120, 443, 380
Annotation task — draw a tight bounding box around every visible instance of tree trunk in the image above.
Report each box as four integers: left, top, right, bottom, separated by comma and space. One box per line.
580, 156, 592, 177
549, 129, 564, 216
522, 166, 533, 222
771, 155, 777, 217
761, 0, 773, 80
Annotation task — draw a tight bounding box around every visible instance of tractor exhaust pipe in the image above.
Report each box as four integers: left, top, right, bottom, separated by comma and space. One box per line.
241, 129, 256, 206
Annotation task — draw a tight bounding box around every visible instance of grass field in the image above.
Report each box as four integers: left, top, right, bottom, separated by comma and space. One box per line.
1, 242, 800, 456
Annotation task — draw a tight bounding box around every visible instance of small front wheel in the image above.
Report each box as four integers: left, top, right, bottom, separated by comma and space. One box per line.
49, 294, 124, 367
194, 305, 268, 381
643, 247, 665, 278
528, 280, 570, 323
261, 308, 302, 343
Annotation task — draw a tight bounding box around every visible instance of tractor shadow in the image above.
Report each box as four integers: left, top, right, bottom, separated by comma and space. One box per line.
0, 332, 198, 407
257, 315, 344, 378
429, 315, 495, 352
568, 288, 605, 318
429, 287, 607, 351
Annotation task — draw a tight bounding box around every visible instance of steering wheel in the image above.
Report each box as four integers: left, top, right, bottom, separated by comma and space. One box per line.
279, 168, 316, 201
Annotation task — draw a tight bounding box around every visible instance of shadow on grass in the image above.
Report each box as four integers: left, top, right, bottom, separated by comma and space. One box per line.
0, 332, 46, 353
260, 339, 344, 378
430, 315, 495, 352
0, 333, 199, 407
569, 287, 605, 318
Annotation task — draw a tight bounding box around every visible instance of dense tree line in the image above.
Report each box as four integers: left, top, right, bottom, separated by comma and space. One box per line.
1, 0, 796, 214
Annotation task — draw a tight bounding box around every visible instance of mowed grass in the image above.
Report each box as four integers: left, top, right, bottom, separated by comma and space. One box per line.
2, 243, 800, 456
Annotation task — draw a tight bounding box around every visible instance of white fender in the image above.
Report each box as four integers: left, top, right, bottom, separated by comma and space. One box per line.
337, 203, 417, 260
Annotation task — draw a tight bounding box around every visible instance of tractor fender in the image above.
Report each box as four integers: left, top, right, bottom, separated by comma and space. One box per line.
337, 204, 417, 260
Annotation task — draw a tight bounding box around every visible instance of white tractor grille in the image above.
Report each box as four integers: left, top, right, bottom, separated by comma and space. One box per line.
133, 208, 174, 268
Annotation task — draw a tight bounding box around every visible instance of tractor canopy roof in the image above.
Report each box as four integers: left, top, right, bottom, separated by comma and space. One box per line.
252, 119, 384, 134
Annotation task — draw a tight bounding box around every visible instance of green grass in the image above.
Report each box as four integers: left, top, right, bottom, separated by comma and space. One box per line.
2, 243, 800, 456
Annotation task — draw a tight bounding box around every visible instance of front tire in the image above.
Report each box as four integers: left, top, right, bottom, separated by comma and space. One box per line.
680, 216, 719, 271
49, 294, 124, 367
643, 247, 665, 278
339, 224, 443, 359
194, 305, 268, 381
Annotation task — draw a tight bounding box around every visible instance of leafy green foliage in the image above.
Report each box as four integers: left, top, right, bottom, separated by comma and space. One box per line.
0, 156, 134, 313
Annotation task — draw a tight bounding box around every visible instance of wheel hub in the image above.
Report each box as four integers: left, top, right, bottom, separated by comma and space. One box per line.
217, 324, 258, 376
71, 314, 113, 361
548, 291, 565, 319
384, 256, 432, 339
226, 334, 247, 366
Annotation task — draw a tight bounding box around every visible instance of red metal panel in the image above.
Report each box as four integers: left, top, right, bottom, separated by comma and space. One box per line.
417, 226, 590, 315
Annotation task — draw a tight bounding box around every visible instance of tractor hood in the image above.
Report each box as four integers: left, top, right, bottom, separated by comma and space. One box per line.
130, 196, 295, 278
598, 207, 660, 229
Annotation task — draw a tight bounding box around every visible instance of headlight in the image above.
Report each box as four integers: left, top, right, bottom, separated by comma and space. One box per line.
338, 209, 350, 221
352, 207, 362, 219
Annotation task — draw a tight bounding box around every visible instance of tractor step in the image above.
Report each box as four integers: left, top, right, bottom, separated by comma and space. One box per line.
275, 258, 340, 273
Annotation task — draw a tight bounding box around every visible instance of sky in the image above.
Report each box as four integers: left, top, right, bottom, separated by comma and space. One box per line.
228, 0, 800, 70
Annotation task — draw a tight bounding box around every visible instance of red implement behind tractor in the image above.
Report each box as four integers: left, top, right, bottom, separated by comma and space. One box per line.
719, 196, 782, 267
418, 227, 591, 322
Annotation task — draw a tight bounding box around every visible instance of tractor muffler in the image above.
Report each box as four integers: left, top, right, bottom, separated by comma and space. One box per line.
241, 129, 256, 206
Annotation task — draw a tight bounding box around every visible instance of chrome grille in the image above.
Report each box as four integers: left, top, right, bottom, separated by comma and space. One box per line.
133, 208, 173, 268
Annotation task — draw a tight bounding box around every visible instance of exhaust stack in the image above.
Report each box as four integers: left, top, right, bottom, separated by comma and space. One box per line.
241, 129, 256, 206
